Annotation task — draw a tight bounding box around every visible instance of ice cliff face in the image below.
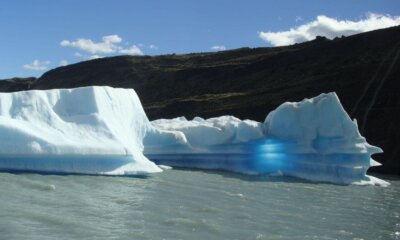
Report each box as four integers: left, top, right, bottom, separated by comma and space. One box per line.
264, 92, 378, 154
0, 87, 387, 185
0, 86, 161, 175
262, 93, 385, 185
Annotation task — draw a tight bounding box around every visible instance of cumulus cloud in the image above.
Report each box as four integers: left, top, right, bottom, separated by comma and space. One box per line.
73, 52, 106, 60
23, 60, 51, 71
61, 35, 144, 56
60, 35, 119, 54
119, 45, 143, 55
211, 45, 226, 51
102, 35, 122, 44
59, 60, 68, 66
149, 44, 158, 50
259, 13, 400, 46
88, 55, 104, 60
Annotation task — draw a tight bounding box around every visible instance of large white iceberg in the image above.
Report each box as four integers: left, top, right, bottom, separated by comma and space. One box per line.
145, 93, 387, 186
0, 86, 161, 175
0, 86, 387, 185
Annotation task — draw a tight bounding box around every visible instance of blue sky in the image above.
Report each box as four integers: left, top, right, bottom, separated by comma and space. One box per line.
0, 0, 399, 78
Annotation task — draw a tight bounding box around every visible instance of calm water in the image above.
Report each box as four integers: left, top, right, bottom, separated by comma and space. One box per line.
0, 170, 399, 240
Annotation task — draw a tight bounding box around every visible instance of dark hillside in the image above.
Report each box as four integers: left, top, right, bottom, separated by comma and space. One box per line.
0, 77, 36, 92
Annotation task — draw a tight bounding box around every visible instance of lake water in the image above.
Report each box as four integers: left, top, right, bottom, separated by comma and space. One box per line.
0, 170, 399, 240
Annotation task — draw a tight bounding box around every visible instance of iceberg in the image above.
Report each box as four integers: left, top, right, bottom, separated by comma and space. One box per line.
145, 93, 387, 186
0, 86, 387, 185
0, 86, 161, 175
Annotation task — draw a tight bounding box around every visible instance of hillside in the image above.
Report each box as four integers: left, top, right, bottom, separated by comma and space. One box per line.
1, 26, 400, 175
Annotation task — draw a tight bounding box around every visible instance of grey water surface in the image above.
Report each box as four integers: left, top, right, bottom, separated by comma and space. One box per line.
0, 170, 399, 240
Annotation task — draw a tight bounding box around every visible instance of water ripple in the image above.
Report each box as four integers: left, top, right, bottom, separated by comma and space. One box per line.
0, 171, 399, 240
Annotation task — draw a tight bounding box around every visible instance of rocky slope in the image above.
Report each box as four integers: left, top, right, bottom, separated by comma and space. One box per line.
1, 26, 400, 174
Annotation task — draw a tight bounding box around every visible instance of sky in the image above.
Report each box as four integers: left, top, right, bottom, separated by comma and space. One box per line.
0, 0, 399, 79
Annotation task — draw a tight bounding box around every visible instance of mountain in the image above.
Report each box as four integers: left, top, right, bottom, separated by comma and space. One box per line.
1, 26, 400, 175
0, 77, 36, 92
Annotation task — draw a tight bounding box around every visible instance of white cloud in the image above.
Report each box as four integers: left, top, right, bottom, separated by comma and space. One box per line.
61, 35, 144, 56
259, 13, 400, 46
74, 52, 108, 60
59, 60, 68, 66
60, 35, 120, 54
102, 35, 122, 44
149, 44, 158, 50
23, 60, 51, 71
119, 45, 143, 55
211, 45, 226, 51
88, 55, 104, 60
